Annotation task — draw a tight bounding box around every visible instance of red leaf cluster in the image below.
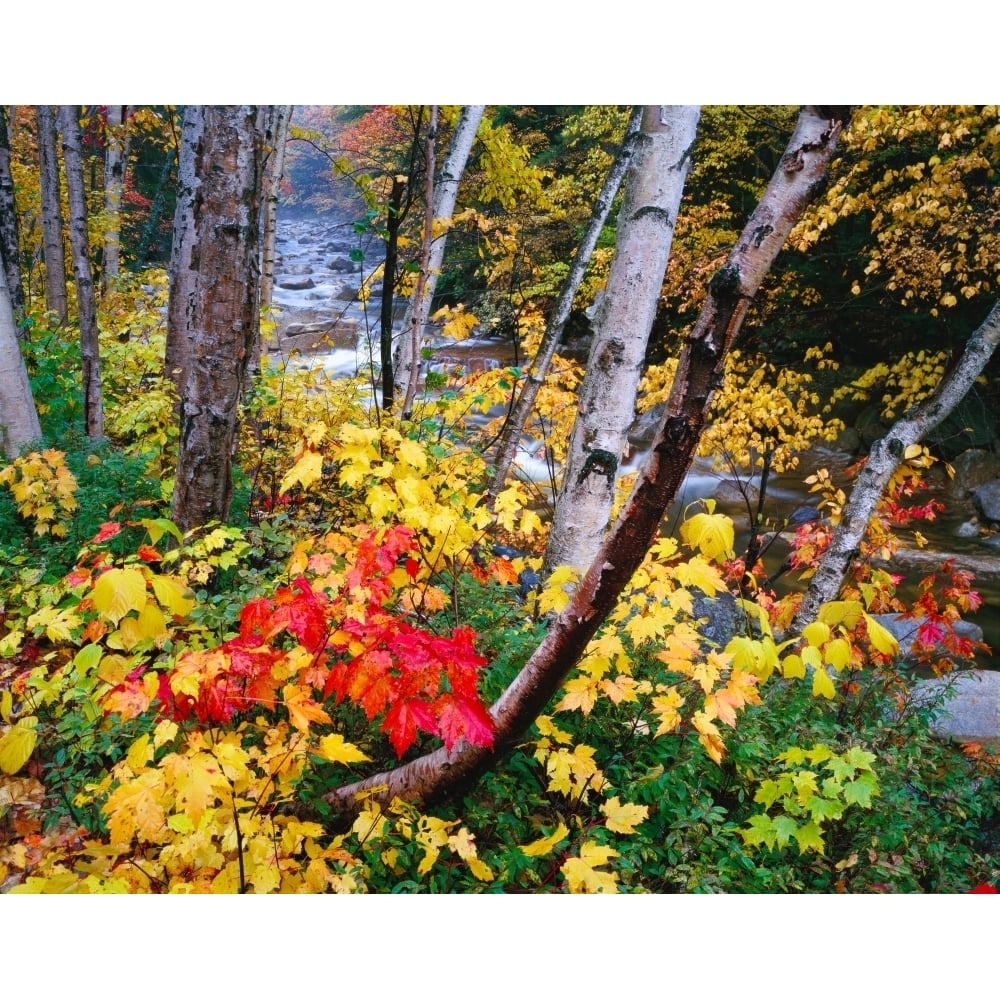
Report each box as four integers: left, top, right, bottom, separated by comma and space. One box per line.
147, 528, 494, 756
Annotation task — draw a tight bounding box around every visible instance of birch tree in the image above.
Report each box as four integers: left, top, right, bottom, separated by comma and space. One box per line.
791, 297, 1000, 632
0, 106, 24, 323
393, 104, 485, 412
0, 263, 41, 457
259, 104, 292, 313
36, 106, 67, 324
168, 106, 263, 532
101, 105, 127, 291
488, 107, 645, 499
323, 106, 850, 816
543, 105, 700, 577
59, 105, 103, 440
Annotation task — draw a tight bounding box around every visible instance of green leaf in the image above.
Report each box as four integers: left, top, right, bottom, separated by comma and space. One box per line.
772, 815, 799, 849
793, 820, 826, 855
842, 772, 880, 808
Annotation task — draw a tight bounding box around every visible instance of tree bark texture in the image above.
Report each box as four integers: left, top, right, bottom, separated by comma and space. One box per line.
101, 105, 126, 290
400, 105, 438, 418
488, 107, 644, 501
543, 106, 700, 577
0, 106, 25, 323
168, 106, 263, 532
59, 105, 104, 440
323, 106, 849, 817
259, 105, 292, 313
791, 298, 1000, 632
393, 105, 485, 409
0, 263, 41, 457
36, 106, 67, 323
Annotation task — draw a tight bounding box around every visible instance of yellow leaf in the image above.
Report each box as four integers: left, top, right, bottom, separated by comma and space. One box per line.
0, 717, 39, 775
150, 574, 196, 618
283, 684, 332, 733
681, 509, 735, 562
396, 438, 427, 470
520, 822, 570, 857
279, 449, 324, 494
561, 840, 620, 893
863, 614, 899, 657
802, 621, 831, 647
817, 601, 864, 629
812, 668, 836, 699
314, 733, 371, 765
825, 637, 852, 672
465, 856, 495, 882
782, 653, 806, 680
126, 734, 153, 771
91, 567, 149, 625
601, 796, 649, 834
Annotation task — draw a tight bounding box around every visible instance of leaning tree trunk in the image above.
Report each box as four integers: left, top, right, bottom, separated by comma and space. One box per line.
394, 104, 485, 413
59, 105, 104, 440
323, 106, 850, 817
36, 105, 67, 324
259, 104, 292, 314
0, 263, 41, 456
101, 105, 127, 291
0, 106, 25, 324
168, 106, 263, 532
543, 106, 701, 577
488, 106, 644, 501
791, 298, 1000, 632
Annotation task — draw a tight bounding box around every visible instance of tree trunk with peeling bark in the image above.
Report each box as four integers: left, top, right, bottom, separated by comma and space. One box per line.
36, 106, 67, 324
168, 106, 263, 532
101, 105, 127, 291
0, 261, 40, 457
0, 106, 25, 324
259, 105, 292, 314
323, 106, 850, 817
543, 105, 700, 577
59, 105, 104, 440
400, 105, 438, 418
791, 298, 1000, 632
393, 104, 484, 413
488, 107, 644, 501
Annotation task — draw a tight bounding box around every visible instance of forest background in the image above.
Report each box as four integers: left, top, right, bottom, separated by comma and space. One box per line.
1, 5, 1000, 983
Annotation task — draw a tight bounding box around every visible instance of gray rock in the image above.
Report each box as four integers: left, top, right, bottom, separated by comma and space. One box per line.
971, 480, 1000, 526
691, 592, 743, 648
628, 406, 665, 446
327, 257, 358, 273
947, 449, 1000, 500
912, 670, 1000, 747
715, 479, 759, 506
277, 276, 316, 291
282, 263, 314, 275
956, 519, 981, 539
336, 284, 360, 301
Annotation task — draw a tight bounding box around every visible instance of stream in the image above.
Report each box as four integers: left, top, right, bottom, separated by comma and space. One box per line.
271, 211, 1000, 665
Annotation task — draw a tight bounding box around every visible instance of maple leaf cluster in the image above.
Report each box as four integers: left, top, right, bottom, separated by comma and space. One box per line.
142, 527, 494, 757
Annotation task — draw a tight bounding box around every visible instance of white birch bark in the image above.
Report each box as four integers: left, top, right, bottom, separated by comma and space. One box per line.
0, 106, 24, 322
59, 105, 104, 440
36, 105, 67, 323
259, 105, 292, 312
544, 105, 700, 576
0, 263, 41, 457
791, 298, 1000, 632
102, 105, 126, 290
392, 104, 485, 407
488, 107, 644, 500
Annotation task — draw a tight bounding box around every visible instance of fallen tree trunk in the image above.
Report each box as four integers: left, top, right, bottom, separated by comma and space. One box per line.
324, 106, 850, 817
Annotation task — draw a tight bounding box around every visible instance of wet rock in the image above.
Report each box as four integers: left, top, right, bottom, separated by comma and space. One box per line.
628, 405, 665, 446
956, 519, 981, 539
336, 284, 360, 301
715, 479, 759, 506
947, 449, 1000, 501
282, 263, 314, 275
912, 670, 1000, 747
691, 592, 743, 648
278, 276, 316, 291
971, 480, 1000, 526
327, 257, 359, 273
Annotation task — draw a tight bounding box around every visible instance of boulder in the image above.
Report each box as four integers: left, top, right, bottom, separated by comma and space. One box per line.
327, 257, 359, 273
912, 670, 1000, 747
277, 276, 316, 291
715, 479, 759, 506
971, 480, 1000, 526
947, 449, 1000, 501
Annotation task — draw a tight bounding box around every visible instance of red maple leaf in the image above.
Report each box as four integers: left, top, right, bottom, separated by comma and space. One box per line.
91, 521, 122, 544
433, 693, 495, 753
